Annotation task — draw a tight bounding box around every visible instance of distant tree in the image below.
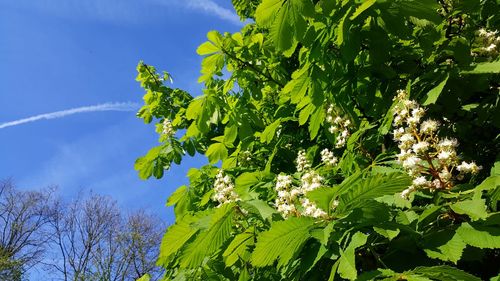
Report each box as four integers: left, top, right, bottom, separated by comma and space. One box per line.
48, 192, 164, 281
48, 192, 120, 280
0, 179, 56, 280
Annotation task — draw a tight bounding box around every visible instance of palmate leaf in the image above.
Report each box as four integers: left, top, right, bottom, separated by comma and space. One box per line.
223, 227, 256, 267
255, 0, 313, 51
422, 74, 449, 105
422, 228, 466, 264
251, 217, 315, 268
450, 197, 488, 221
180, 204, 235, 268
456, 222, 500, 249
157, 215, 199, 266
407, 265, 482, 281
337, 172, 411, 213
337, 232, 368, 280
461, 61, 500, 74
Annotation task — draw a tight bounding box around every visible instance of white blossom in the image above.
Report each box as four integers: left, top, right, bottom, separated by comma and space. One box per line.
325, 104, 350, 148
412, 176, 430, 187
300, 171, 323, 192
420, 119, 439, 134
412, 141, 430, 154
437, 138, 458, 151
456, 161, 482, 174
402, 156, 421, 169
212, 170, 239, 206
301, 198, 327, 219
321, 149, 338, 166
162, 119, 175, 137
296, 150, 311, 172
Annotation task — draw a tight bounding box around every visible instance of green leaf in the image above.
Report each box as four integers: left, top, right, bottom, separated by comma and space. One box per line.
422, 229, 466, 264
223, 227, 255, 266
422, 74, 448, 105
255, 0, 283, 27
461, 61, 500, 74
373, 225, 400, 241
259, 120, 281, 144
206, 143, 228, 164
306, 187, 338, 214
283, 66, 310, 104
393, 0, 441, 24
239, 199, 277, 220
456, 222, 500, 249
251, 217, 314, 268
167, 185, 188, 206
338, 232, 368, 280
224, 125, 238, 145
180, 204, 235, 268
257, 0, 312, 51
338, 173, 412, 212
350, 0, 377, 20
196, 41, 220, 56
235, 171, 266, 189
309, 106, 324, 140
157, 216, 199, 266
450, 197, 488, 221
408, 265, 481, 281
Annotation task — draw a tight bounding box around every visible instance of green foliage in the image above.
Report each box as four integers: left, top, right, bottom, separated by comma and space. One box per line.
134, 0, 500, 279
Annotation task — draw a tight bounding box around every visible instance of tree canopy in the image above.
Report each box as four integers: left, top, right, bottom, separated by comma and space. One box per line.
135, 0, 500, 280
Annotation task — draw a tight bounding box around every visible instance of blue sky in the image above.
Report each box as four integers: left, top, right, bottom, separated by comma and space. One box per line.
0, 0, 241, 225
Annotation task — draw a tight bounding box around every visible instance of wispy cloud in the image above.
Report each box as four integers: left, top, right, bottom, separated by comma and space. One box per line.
0, 102, 140, 130
5, 0, 243, 26
183, 0, 242, 26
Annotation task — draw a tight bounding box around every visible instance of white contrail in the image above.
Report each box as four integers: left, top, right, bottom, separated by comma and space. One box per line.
0, 102, 141, 129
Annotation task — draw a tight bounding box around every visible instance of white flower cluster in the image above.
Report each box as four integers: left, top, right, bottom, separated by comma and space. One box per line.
238, 150, 252, 166
275, 150, 332, 219
296, 150, 311, 172
478, 28, 499, 55
301, 198, 328, 219
212, 170, 239, 206
274, 175, 299, 217
321, 148, 338, 166
326, 104, 351, 148
301, 170, 323, 192
392, 90, 481, 198
162, 119, 175, 138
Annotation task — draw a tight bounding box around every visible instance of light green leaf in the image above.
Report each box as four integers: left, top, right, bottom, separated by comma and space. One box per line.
239, 199, 277, 220
338, 172, 412, 212
157, 217, 199, 266
180, 204, 234, 268
283, 66, 310, 104
260, 120, 281, 144
456, 222, 500, 249
167, 185, 188, 206
451, 198, 488, 221
255, 0, 284, 27
309, 106, 324, 140
461, 61, 500, 74
408, 265, 481, 281
206, 143, 228, 164
373, 225, 400, 241
423, 74, 448, 105
350, 0, 377, 20
338, 232, 368, 280
196, 41, 220, 56
251, 217, 314, 268
423, 229, 466, 264
223, 227, 255, 266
